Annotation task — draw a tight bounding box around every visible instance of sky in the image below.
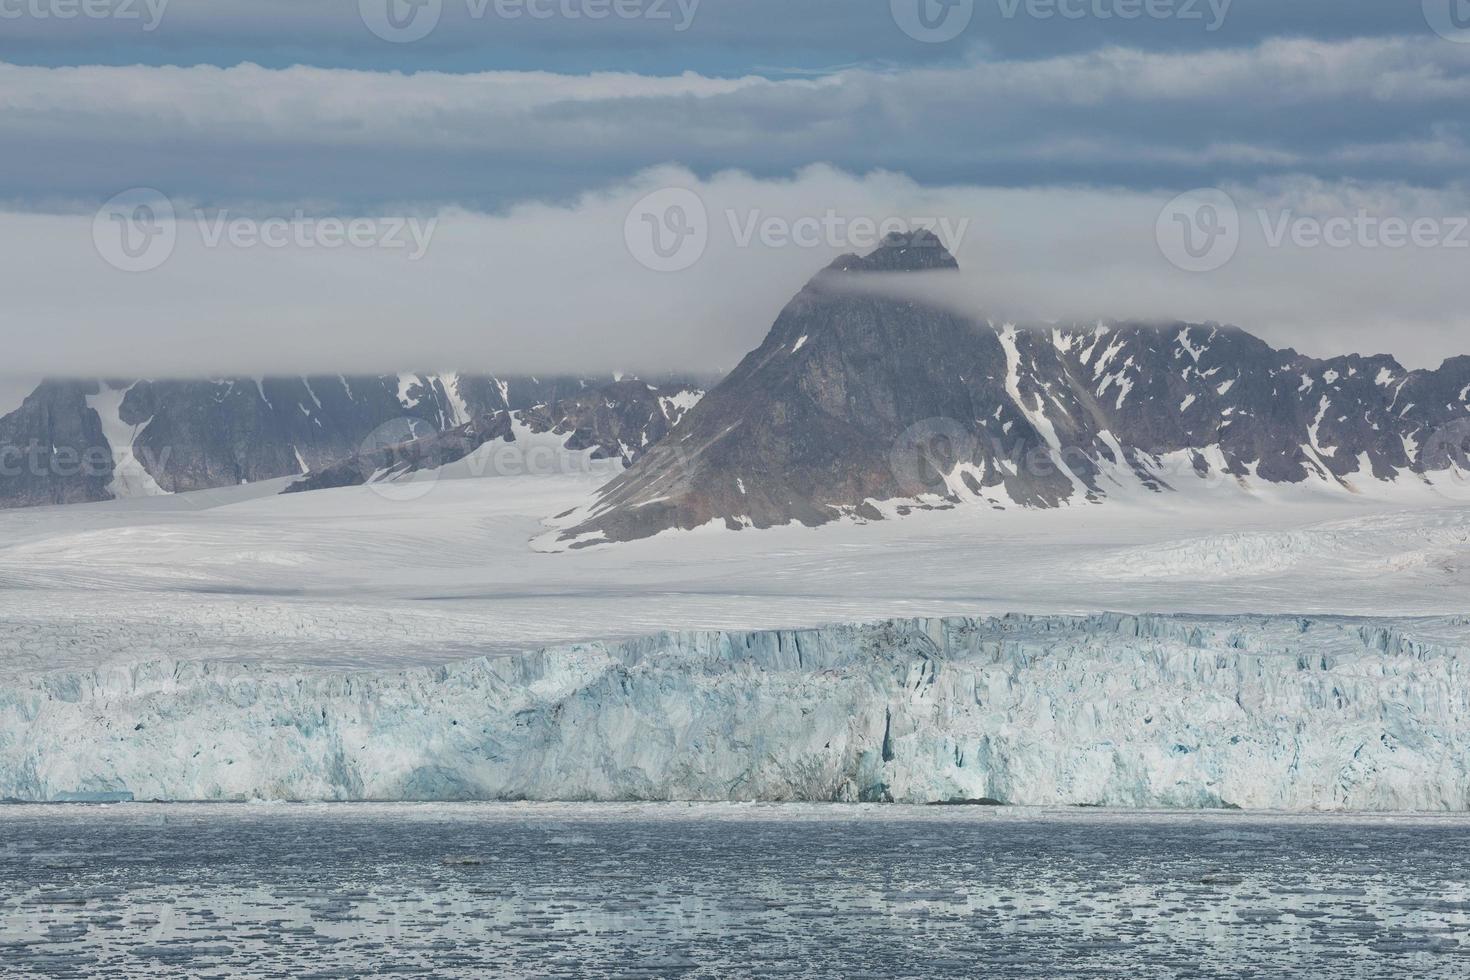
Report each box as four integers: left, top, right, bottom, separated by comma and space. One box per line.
2, 0, 1469, 377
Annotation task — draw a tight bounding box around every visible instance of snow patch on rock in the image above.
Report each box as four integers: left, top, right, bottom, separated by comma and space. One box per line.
84, 382, 167, 499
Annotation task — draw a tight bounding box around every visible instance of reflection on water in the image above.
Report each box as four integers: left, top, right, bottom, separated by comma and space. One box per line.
1, 803, 1467, 978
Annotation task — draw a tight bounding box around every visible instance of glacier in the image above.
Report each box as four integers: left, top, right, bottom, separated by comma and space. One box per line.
3, 613, 1470, 810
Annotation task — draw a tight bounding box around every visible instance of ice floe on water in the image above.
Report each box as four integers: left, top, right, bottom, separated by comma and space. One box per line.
1, 803, 1468, 978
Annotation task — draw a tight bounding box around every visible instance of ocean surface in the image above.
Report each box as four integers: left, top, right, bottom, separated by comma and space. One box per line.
1, 803, 1467, 978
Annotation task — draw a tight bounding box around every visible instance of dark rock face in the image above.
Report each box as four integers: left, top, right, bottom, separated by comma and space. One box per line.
0, 381, 113, 508
554, 231, 1470, 546
283, 413, 516, 495
0, 374, 705, 509
120, 374, 512, 493
518, 379, 702, 463
282, 379, 703, 494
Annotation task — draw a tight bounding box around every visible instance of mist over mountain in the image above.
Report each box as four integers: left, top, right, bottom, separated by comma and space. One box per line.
549, 231, 1470, 547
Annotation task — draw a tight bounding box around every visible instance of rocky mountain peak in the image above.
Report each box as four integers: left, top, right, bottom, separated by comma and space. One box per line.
543, 266, 1470, 548
824, 229, 960, 275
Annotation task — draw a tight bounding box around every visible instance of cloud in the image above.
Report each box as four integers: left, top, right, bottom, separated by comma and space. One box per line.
0, 0, 1446, 82
2, 166, 1468, 380
0, 0, 1436, 75
2, 35, 1468, 211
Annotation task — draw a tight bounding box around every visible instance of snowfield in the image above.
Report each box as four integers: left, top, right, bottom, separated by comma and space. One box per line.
4, 613, 1469, 809
4, 470, 1470, 808
2, 469, 1470, 674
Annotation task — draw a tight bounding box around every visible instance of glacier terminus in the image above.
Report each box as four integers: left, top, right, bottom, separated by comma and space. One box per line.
6, 613, 1468, 810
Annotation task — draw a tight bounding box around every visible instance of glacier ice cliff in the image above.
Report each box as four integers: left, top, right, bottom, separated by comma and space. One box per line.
3, 613, 1470, 810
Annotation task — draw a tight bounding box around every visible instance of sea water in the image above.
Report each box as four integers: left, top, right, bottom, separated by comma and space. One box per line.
1, 803, 1466, 978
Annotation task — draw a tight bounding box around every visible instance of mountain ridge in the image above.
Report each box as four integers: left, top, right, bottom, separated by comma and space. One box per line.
0, 374, 706, 510
546, 233, 1470, 547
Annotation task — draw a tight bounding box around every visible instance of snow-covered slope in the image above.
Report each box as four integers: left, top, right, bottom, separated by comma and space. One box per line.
84, 383, 167, 499
4, 471, 1470, 675
5, 614, 1468, 809
555, 233, 1470, 546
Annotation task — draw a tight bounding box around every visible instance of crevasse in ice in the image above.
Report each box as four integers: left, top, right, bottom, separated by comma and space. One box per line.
3, 613, 1468, 809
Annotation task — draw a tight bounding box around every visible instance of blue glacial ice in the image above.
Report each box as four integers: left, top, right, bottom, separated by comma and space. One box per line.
3, 613, 1469, 809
